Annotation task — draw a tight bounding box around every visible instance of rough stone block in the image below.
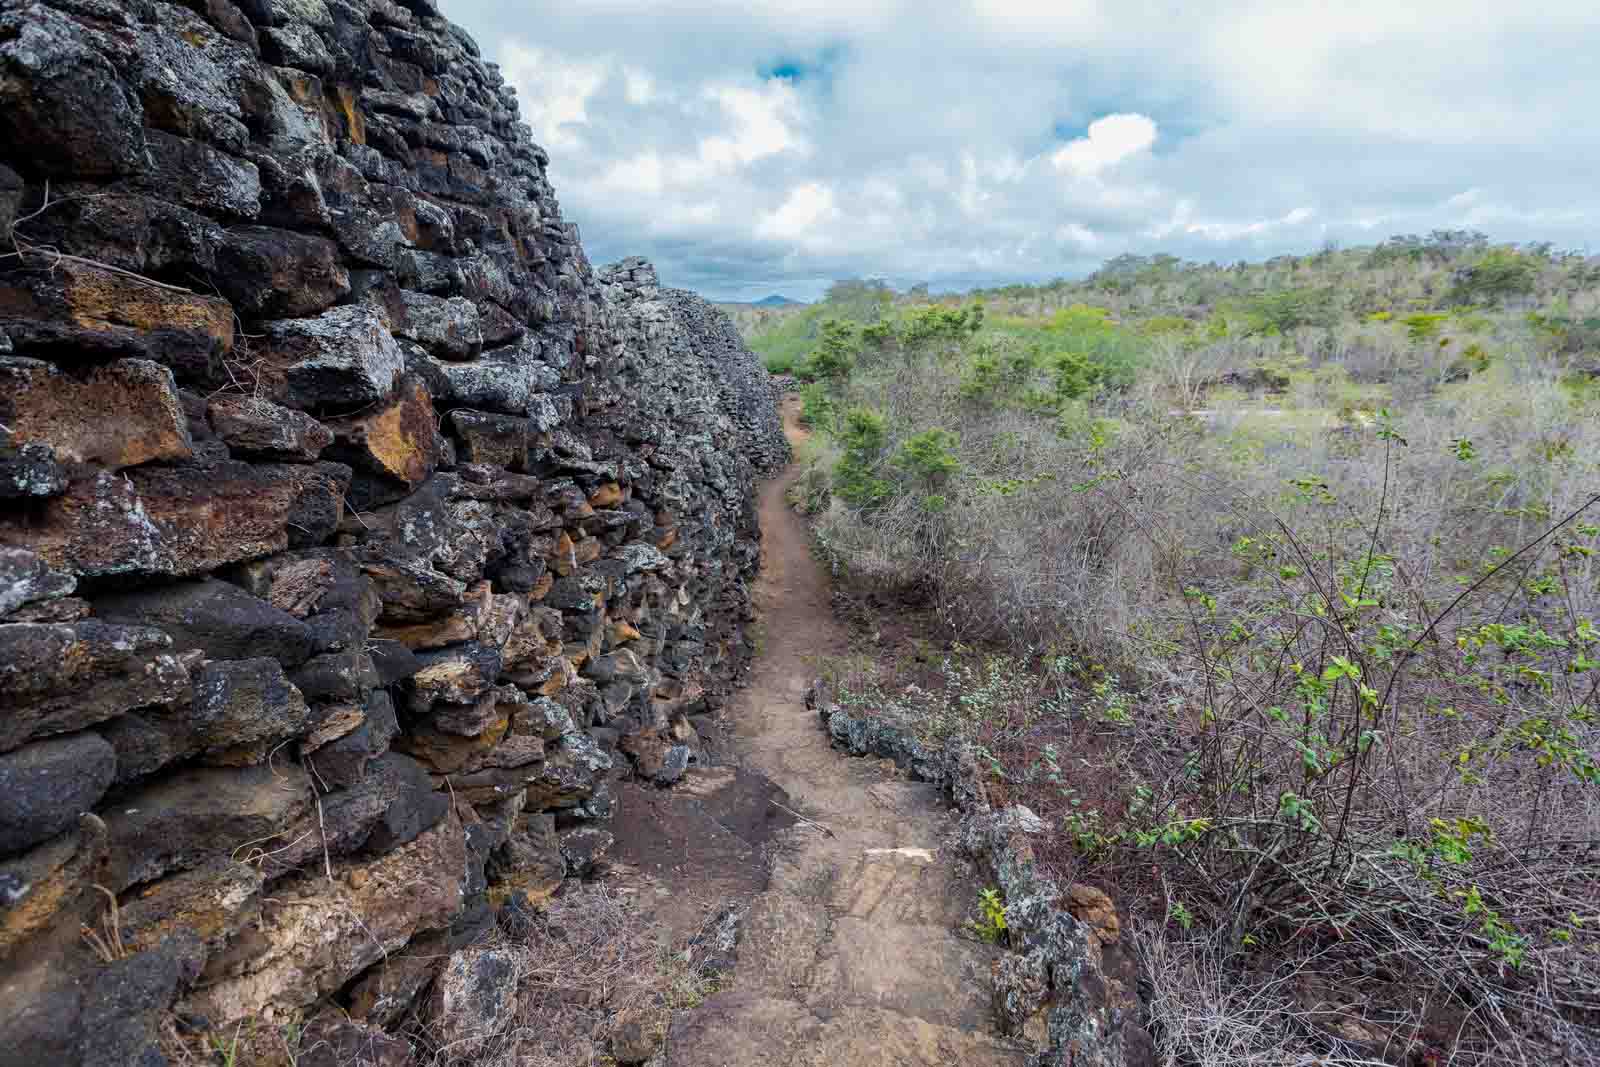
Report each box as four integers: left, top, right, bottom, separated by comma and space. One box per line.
0, 6, 147, 178
397, 291, 482, 360
189, 658, 312, 765
0, 261, 234, 379
208, 394, 334, 460
0, 461, 336, 579
324, 374, 442, 497
448, 409, 537, 471
0, 812, 107, 957
0, 621, 191, 753
0, 547, 75, 619
261, 304, 406, 412
177, 810, 465, 1025
0, 357, 193, 470
101, 763, 314, 891
0, 732, 116, 854
215, 226, 350, 319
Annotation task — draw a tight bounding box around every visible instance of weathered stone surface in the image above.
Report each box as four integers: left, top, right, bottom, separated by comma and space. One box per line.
346, 928, 448, 1025
408, 641, 501, 712
97, 709, 196, 786
487, 812, 564, 906
215, 226, 350, 318
324, 374, 442, 499
0, 358, 193, 469
102, 763, 313, 891
95, 578, 316, 666
0, 460, 341, 578
0, 548, 74, 619
0, 5, 146, 178
261, 303, 406, 412
208, 395, 334, 460
425, 946, 519, 1050
319, 751, 447, 857
421, 343, 562, 417
298, 1012, 416, 1067
142, 128, 262, 219
305, 691, 400, 789
397, 291, 482, 359
291, 649, 379, 702
558, 825, 614, 876
0, 732, 116, 854
0, 438, 67, 499
0, 813, 106, 957
189, 658, 312, 765
0, 261, 234, 378
0, 621, 190, 752
448, 408, 537, 471
118, 859, 264, 960
72, 939, 192, 1067
180, 810, 466, 1024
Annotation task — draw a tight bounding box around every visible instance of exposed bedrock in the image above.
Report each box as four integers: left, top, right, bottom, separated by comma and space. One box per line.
0, 0, 787, 1060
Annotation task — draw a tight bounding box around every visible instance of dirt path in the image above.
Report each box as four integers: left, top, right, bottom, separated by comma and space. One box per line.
665, 398, 1025, 1066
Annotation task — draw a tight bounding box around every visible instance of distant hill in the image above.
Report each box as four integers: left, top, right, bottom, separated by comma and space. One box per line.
719, 294, 804, 308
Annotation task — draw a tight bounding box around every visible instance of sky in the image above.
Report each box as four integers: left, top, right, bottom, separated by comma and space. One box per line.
441, 0, 1600, 301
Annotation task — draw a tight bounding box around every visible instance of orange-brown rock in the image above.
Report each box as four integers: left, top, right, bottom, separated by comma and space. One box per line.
119, 860, 264, 960
396, 711, 510, 774
607, 619, 643, 646
549, 530, 577, 576
587, 481, 623, 508
178, 811, 467, 1026
572, 535, 602, 565
0, 813, 107, 957
0, 358, 192, 469
324, 375, 440, 495
0, 262, 234, 378
0, 460, 346, 578
1065, 884, 1121, 943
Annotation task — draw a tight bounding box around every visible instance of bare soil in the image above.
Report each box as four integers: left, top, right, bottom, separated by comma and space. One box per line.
661, 397, 1027, 1066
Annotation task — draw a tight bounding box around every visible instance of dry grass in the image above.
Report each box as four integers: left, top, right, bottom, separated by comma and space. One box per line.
411, 887, 731, 1067
801, 318, 1600, 1063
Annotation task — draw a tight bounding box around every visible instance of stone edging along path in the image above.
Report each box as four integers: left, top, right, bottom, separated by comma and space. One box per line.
811, 690, 1154, 1067
662, 396, 1151, 1067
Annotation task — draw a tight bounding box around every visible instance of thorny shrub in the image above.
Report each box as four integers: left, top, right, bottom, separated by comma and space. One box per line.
791, 282, 1600, 1063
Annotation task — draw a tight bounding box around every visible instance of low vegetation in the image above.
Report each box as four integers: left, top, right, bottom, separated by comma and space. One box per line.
757, 231, 1600, 1066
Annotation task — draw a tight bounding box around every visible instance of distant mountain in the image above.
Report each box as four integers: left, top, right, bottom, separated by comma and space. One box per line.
752, 294, 801, 307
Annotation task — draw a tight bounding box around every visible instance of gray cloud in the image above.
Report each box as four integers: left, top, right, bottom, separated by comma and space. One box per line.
442, 0, 1600, 300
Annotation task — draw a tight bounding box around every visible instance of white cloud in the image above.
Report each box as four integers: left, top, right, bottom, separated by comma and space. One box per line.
1052, 114, 1158, 176
498, 43, 610, 150
698, 82, 807, 168
759, 182, 837, 241
445, 0, 1600, 298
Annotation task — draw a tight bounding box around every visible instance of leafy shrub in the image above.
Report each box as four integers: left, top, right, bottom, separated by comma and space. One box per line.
831, 406, 893, 508
799, 318, 860, 382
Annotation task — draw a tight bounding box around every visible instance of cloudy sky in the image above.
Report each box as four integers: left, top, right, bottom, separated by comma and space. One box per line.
442, 1, 1599, 301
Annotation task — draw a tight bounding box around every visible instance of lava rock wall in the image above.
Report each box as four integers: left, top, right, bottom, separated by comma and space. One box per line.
0, 0, 787, 1060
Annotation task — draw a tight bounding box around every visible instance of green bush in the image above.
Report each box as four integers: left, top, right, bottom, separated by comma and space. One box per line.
799, 319, 859, 382
832, 406, 893, 508
798, 382, 833, 429
893, 428, 961, 487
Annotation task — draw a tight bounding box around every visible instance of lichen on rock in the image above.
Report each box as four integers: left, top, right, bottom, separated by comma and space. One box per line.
0, 0, 787, 1058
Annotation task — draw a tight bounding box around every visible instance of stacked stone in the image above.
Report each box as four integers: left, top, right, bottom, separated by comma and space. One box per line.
0, 0, 786, 1061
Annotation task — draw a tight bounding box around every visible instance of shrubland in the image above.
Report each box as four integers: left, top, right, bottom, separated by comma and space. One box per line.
748, 232, 1600, 1066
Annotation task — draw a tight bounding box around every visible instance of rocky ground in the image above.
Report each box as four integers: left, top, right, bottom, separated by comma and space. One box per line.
661, 399, 1027, 1066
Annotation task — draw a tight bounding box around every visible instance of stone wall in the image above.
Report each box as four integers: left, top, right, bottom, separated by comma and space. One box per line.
0, 0, 786, 1060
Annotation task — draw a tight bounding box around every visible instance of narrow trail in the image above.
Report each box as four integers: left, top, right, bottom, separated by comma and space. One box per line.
666, 399, 1026, 1066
